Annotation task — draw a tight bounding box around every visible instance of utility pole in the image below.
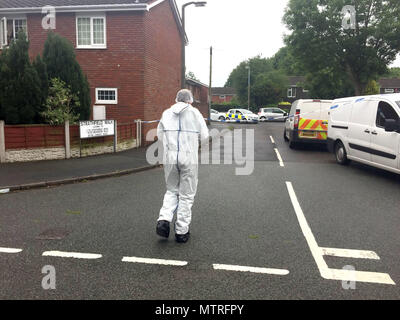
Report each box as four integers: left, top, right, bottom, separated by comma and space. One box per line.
247, 65, 251, 110
208, 46, 212, 123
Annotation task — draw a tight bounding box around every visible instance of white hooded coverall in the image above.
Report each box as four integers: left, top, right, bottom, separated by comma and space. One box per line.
157, 102, 209, 235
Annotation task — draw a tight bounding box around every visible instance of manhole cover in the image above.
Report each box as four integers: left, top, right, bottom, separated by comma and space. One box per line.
37, 228, 70, 240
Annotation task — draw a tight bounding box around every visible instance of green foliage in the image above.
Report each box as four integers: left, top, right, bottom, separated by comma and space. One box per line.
0, 32, 43, 124
364, 80, 380, 95
186, 71, 199, 81
284, 0, 400, 95
43, 32, 91, 120
382, 67, 400, 78
32, 54, 49, 123
41, 78, 80, 125
225, 56, 288, 108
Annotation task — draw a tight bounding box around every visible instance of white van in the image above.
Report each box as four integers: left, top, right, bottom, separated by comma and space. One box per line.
328, 94, 400, 174
284, 99, 333, 148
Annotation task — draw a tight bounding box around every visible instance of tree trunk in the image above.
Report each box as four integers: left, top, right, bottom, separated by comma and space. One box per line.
346, 63, 363, 96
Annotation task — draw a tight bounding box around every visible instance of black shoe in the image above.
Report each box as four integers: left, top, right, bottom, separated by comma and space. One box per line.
156, 220, 170, 238
175, 232, 190, 243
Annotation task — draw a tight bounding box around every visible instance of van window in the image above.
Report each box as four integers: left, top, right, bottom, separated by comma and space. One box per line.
376, 101, 399, 128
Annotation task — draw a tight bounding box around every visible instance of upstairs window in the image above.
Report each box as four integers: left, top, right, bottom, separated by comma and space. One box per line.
288, 87, 297, 98
0, 17, 27, 48
76, 15, 106, 49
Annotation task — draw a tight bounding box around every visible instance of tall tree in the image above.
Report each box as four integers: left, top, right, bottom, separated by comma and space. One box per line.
284, 0, 400, 95
0, 32, 42, 124
43, 32, 91, 120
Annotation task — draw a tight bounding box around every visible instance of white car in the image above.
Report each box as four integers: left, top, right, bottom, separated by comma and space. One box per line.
328, 94, 400, 174
210, 109, 226, 121
258, 107, 288, 122
225, 109, 259, 123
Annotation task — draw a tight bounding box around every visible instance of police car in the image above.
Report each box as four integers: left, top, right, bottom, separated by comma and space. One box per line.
225, 109, 259, 123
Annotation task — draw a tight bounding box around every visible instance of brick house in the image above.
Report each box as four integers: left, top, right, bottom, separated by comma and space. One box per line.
379, 78, 400, 94
211, 87, 236, 104
186, 78, 209, 118
286, 76, 310, 103
0, 0, 186, 136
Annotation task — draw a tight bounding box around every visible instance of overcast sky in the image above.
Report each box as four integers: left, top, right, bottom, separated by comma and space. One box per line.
176, 0, 400, 87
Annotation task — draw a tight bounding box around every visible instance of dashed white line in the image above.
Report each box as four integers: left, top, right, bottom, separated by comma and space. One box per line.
274, 148, 285, 167
0, 189, 10, 194
285, 181, 395, 285
321, 247, 380, 260
0, 247, 23, 253
269, 136, 275, 144
122, 256, 188, 266
42, 251, 102, 260
213, 264, 289, 275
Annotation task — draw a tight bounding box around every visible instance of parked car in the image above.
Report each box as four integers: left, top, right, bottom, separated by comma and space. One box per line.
284, 99, 333, 148
258, 107, 288, 122
327, 94, 400, 174
210, 109, 226, 121
225, 109, 259, 123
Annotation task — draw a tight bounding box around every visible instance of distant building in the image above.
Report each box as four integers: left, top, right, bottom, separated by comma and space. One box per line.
286, 76, 310, 103
212, 87, 237, 104
379, 78, 400, 94
186, 78, 209, 118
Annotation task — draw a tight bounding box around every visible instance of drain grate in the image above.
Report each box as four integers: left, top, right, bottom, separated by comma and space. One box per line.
37, 228, 70, 240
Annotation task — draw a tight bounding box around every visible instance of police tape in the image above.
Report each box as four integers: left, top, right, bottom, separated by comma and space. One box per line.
135, 103, 345, 125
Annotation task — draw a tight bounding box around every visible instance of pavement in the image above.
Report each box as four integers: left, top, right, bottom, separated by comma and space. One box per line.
0, 147, 154, 191
0, 122, 399, 300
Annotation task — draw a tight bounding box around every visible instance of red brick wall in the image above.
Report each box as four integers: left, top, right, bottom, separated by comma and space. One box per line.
142, 0, 182, 144
27, 11, 146, 124
212, 95, 235, 104
25, 6, 180, 126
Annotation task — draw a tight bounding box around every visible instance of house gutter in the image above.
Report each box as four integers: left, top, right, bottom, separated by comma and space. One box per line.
0, 3, 148, 14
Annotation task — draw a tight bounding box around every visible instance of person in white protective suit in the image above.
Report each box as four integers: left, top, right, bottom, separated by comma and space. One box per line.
156, 89, 209, 243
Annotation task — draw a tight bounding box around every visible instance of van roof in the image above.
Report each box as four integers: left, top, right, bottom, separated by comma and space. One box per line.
332, 93, 400, 105
296, 99, 333, 103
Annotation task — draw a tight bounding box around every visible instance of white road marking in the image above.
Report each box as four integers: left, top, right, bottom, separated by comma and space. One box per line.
285, 181, 395, 285
122, 256, 188, 266
327, 269, 395, 285
0, 247, 23, 253
270, 136, 275, 144
0, 189, 10, 194
321, 247, 380, 260
274, 148, 284, 167
213, 264, 289, 275
42, 251, 102, 260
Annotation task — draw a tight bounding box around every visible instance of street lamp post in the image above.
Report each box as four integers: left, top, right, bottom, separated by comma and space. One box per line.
181, 1, 207, 89
246, 65, 251, 110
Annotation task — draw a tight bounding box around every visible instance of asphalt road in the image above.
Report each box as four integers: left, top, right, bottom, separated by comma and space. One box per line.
0, 122, 399, 300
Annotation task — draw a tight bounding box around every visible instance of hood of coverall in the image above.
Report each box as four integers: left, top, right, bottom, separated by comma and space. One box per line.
171, 102, 190, 115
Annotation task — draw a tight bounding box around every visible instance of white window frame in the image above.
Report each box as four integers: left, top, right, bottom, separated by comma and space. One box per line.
0, 16, 28, 48
96, 88, 118, 104
288, 87, 297, 98
76, 14, 106, 49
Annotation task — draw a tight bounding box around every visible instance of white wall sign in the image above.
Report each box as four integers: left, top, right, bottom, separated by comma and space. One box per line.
79, 120, 115, 139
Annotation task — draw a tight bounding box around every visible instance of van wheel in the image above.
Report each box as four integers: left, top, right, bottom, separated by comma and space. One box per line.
289, 140, 297, 149
335, 141, 350, 165
284, 129, 289, 142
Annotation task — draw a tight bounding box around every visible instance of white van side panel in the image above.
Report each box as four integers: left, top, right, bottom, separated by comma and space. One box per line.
347, 99, 376, 161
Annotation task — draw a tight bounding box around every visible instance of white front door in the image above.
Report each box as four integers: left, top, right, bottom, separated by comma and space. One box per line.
370, 100, 400, 170
93, 105, 106, 120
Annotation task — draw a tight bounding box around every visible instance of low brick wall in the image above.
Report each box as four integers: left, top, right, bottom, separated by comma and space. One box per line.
5, 138, 137, 163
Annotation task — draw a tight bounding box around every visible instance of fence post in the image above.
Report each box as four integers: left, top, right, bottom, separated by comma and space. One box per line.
64, 121, 71, 159
0, 121, 5, 163
114, 120, 118, 153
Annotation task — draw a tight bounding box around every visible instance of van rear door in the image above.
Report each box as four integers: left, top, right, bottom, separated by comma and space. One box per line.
298, 101, 328, 140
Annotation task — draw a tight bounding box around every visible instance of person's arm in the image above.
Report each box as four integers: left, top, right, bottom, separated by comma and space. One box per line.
157, 118, 164, 142
197, 111, 209, 143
